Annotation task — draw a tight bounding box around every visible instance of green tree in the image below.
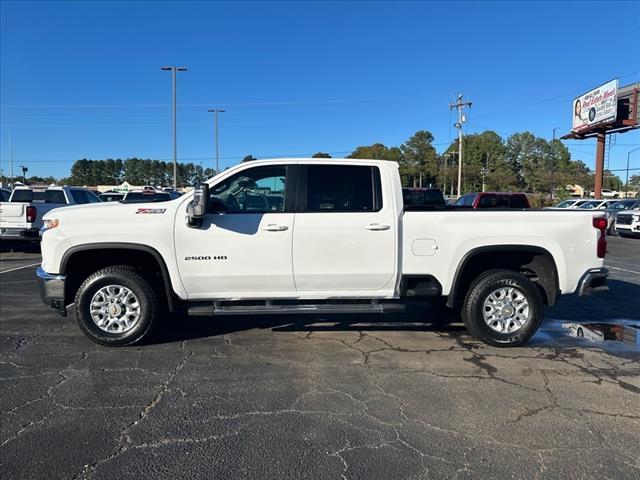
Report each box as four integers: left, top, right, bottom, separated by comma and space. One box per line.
348, 143, 399, 160
312, 152, 332, 158
242, 155, 258, 162
400, 130, 437, 187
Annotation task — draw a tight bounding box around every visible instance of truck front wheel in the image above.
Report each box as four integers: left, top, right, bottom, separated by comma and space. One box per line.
461, 269, 543, 347
74, 266, 157, 346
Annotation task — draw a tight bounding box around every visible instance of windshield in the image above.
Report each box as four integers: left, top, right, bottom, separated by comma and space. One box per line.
122, 192, 172, 203
555, 200, 575, 208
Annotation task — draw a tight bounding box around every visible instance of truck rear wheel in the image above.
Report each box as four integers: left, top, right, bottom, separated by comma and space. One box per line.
461, 269, 543, 347
74, 266, 157, 346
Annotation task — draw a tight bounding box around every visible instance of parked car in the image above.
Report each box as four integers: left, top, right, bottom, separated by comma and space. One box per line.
454, 192, 530, 209
614, 208, 640, 238
402, 188, 446, 209
590, 189, 619, 199
550, 198, 591, 209
0, 188, 11, 202
38, 158, 609, 348
0, 186, 100, 240
99, 191, 126, 202
603, 200, 639, 234
121, 190, 173, 203
578, 200, 618, 210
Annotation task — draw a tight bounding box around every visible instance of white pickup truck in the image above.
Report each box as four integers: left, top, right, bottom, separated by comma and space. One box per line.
0, 186, 101, 240
37, 159, 609, 347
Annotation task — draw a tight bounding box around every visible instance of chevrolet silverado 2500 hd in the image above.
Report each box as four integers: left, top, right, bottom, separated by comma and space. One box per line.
36, 159, 609, 347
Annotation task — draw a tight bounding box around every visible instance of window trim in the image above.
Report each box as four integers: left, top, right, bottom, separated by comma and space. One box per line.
296, 164, 383, 214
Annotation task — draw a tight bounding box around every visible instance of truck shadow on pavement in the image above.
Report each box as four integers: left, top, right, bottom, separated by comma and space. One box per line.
150, 305, 466, 345
149, 279, 640, 346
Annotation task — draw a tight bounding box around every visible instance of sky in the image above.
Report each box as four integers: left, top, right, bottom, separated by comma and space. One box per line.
1, 0, 639, 180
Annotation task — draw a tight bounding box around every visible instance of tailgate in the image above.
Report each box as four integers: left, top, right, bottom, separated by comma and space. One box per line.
0, 202, 27, 227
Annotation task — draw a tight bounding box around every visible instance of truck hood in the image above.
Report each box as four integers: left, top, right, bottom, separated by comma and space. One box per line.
43, 199, 182, 220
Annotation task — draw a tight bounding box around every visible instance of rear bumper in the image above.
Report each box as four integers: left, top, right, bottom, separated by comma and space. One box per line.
0, 227, 39, 239
577, 268, 609, 296
36, 266, 67, 316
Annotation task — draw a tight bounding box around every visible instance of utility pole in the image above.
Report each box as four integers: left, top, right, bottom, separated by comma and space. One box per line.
161, 66, 187, 189
208, 109, 226, 174
481, 154, 489, 193
450, 94, 472, 198
550, 127, 557, 200
442, 153, 451, 192
627, 147, 640, 198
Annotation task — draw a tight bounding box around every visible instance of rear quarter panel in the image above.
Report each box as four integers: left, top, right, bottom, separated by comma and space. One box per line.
402, 210, 604, 295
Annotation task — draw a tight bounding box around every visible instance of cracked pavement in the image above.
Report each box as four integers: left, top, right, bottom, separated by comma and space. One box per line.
1, 237, 639, 479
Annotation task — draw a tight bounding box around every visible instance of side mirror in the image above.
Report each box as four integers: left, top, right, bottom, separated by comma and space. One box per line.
187, 183, 209, 228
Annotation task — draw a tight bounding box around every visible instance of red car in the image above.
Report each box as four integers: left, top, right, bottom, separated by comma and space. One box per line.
454, 192, 530, 209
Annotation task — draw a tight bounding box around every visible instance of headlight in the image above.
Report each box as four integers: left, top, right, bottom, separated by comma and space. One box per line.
43, 219, 60, 230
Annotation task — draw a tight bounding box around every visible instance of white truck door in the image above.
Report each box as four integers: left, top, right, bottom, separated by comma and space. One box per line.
175, 164, 295, 297
292, 164, 396, 292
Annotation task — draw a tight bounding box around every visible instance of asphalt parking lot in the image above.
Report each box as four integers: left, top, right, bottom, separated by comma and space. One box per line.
1, 237, 639, 479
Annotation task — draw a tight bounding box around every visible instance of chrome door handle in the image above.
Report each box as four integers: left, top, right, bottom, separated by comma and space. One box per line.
364, 223, 391, 231
263, 224, 289, 232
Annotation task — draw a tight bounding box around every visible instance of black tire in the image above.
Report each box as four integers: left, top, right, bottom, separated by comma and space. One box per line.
461, 269, 543, 347
74, 265, 157, 346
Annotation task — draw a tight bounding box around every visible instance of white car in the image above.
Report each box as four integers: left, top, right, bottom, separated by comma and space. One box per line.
37, 158, 609, 347
590, 189, 619, 199
578, 200, 618, 210
615, 209, 640, 238
0, 186, 100, 241
550, 199, 591, 209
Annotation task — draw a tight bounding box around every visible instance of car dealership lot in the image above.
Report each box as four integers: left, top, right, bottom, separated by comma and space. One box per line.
1, 237, 639, 479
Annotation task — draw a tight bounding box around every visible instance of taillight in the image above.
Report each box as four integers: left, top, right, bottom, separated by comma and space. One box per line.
26, 206, 37, 223
593, 217, 607, 258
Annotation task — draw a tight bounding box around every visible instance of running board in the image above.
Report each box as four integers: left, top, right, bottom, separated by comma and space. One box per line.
187, 302, 406, 317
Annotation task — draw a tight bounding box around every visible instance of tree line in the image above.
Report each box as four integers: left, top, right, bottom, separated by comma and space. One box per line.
10, 129, 637, 194
58, 158, 215, 188
246, 130, 630, 194
343, 130, 626, 195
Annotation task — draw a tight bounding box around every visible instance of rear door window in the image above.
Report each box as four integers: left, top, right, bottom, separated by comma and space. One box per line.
303, 165, 382, 212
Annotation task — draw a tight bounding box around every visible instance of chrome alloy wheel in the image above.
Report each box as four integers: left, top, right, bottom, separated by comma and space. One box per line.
89, 285, 141, 333
482, 287, 530, 334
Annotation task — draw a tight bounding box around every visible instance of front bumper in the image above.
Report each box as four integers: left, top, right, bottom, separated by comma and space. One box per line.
577, 268, 609, 296
36, 266, 67, 316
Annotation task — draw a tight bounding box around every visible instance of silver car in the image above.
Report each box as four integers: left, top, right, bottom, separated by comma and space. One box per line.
602, 200, 639, 234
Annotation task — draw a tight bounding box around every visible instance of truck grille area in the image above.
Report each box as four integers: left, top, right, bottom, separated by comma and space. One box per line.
616, 216, 632, 225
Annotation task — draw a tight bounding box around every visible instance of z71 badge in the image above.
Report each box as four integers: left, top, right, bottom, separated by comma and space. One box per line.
136, 208, 167, 214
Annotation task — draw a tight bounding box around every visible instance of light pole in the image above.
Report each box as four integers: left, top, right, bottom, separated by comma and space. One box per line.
626, 147, 640, 198
19, 165, 28, 184
208, 109, 226, 174
550, 127, 557, 200
161, 66, 187, 189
